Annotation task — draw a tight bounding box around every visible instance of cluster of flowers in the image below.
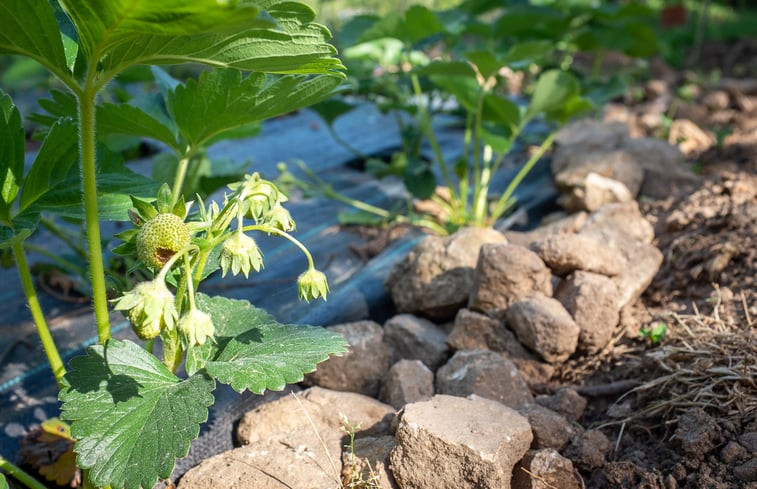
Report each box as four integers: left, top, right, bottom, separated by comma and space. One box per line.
112, 174, 329, 349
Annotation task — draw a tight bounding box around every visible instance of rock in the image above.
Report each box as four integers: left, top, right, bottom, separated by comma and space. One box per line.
535, 388, 587, 422
557, 172, 636, 212
554, 271, 621, 352
579, 201, 654, 245
621, 138, 696, 200
386, 227, 507, 320
379, 360, 434, 410
516, 403, 578, 450
446, 310, 555, 388
734, 458, 757, 482
721, 441, 748, 464
447, 308, 528, 357
555, 119, 629, 148
675, 408, 721, 457
435, 350, 533, 408
529, 234, 624, 276
178, 432, 342, 489
342, 435, 398, 489
703, 90, 730, 110
389, 395, 532, 489
469, 243, 553, 319
304, 320, 392, 396
504, 212, 588, 247
612, 242, 664, 308
383, 314, 449, 370
564, 429, 612, 471
237, 387, 395, 445
739, 432, 757, 453
512, 449, 581, 489
552, 147, 644, 211
505, 296, 580, 364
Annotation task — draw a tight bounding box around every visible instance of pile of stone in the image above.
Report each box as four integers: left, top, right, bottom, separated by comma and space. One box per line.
178, 120, 676, 488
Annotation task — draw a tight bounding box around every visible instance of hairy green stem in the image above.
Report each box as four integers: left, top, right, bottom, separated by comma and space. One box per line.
78, 86, 111, 344
326, 123, 369, 160
12, 241, 65, 386
0, 454, 48, 489
171, 154, 192, 207
490, 131, 557, 224
470, 90, 487, 224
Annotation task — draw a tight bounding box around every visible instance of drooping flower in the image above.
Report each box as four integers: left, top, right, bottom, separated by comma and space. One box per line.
220, 232, 264, 278
112, 279, 177, 340
297, 268, 329, 302
177, 309, 216, 347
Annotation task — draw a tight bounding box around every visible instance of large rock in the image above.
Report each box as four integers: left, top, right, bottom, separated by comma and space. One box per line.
554, 271, 621, 352
468, 243, 552, 319
435, 350, 533, 408
579, 201, 654, 245
447, 309, 556, 388
505, 296, 580, 363
237, 387, 395, 445
386, 227, 507, 320
552, 147, 644, 212
390, 395, 532, 489
529, 234, 623, 276
516, 403, 578, 450
447, 308, 528, 357
178, 431, 342, 489
379, 360, 434, 409
504, 212, 588, 247
304, 320, 392, 396
620, 137, 696, 199
197, 389, 395, 489
512, 449, 582, 489
342, 435, 398, 489
383, 314, 449, 369
612, 241, 664, 308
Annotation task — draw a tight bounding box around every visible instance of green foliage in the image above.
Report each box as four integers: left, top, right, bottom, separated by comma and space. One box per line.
59, 339, 215, 489
0, 1, 347, 488
640, 322, 668, 344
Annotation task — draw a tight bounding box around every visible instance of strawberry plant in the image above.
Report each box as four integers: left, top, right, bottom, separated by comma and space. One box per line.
0, 1, 347, 488
286, 1, 657, 234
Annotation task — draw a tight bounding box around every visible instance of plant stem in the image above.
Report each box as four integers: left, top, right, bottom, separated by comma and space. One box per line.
325, 123, 369, 160
489, 131, 557, 224
242, 225, 315, 269
78, 86, 111, 344
11, 241, 66, 386
470, 90, 486, 225
0, 454, 48, 489
171, 154, 192, 207
410, 73, 457, 203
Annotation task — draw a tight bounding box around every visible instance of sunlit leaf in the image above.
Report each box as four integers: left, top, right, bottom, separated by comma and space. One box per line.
59, 339, 215, 489
185, 294, 348, 392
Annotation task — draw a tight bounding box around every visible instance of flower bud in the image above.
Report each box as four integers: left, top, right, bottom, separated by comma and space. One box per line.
112, 280, 177, 340
220, 232, 263, 278
177, 309, 216, 347
297, 268, 329, 302
264, 203, 296, 232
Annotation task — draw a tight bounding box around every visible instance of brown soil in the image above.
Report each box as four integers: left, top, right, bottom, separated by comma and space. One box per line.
556, 67, 757, 488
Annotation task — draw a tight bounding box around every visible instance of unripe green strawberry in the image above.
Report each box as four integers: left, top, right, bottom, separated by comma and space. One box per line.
136, 213, 190, 269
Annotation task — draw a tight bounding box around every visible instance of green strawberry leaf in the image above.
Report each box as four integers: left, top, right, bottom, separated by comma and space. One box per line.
0, 472, 8, 489
59, 339, 215, 489
58, 0, 269, 60
185, 294, 348, 392
525, 69, 580, 120
0, 90, 25, 222
0, 0, 71, 81
99, 0, 345, 79
166, 69, 341, 147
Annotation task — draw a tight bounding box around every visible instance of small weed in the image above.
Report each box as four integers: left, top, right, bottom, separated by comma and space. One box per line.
640, 322, 668, 344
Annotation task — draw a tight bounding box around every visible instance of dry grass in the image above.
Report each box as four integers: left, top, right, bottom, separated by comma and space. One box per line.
603, 292, 756, 427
